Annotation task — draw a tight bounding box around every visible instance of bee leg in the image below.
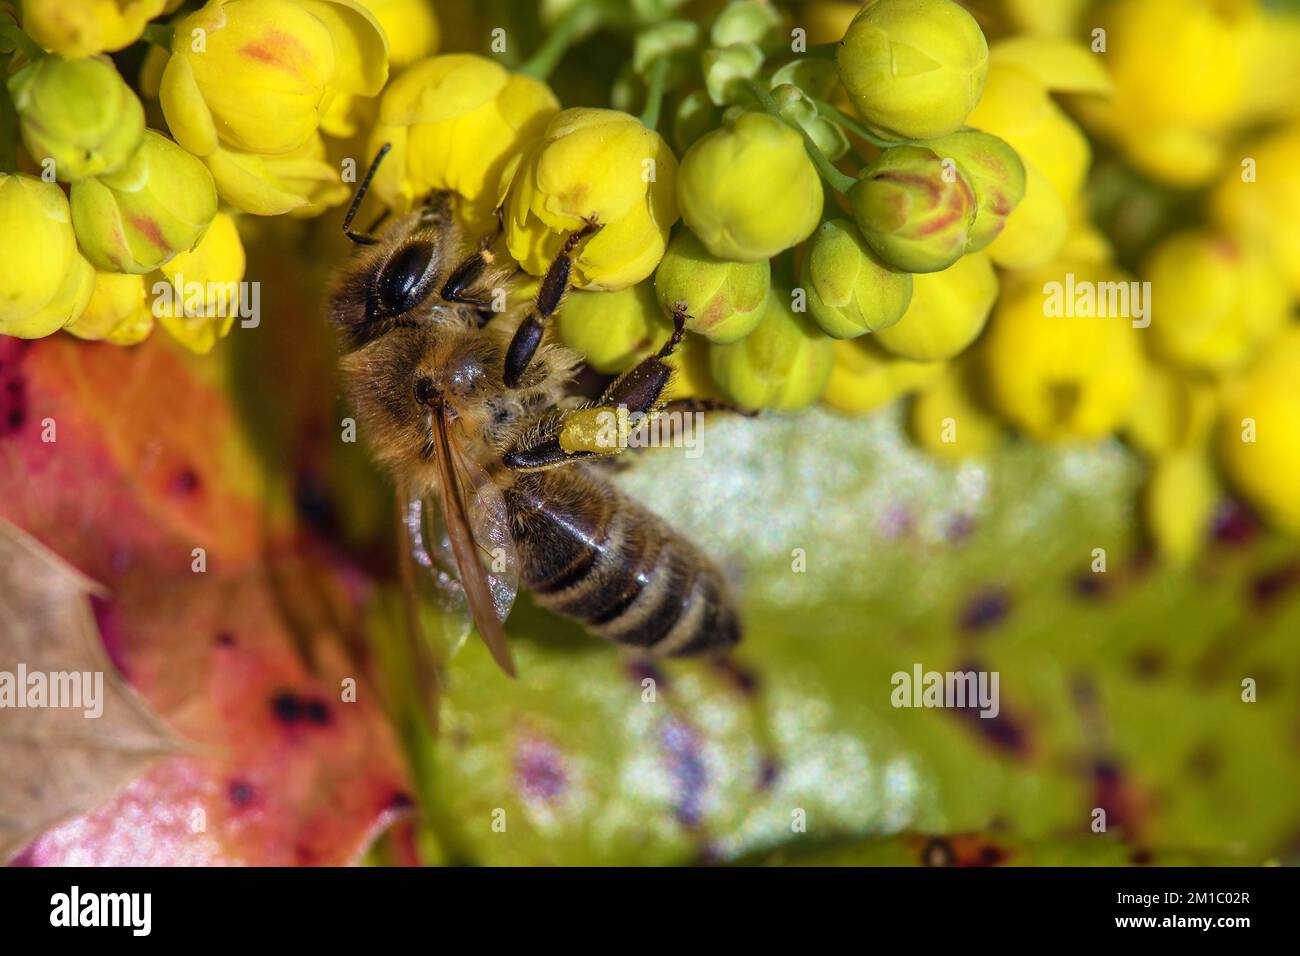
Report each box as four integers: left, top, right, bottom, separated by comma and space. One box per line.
503, 220, 598, 388
502, 306, 689, 472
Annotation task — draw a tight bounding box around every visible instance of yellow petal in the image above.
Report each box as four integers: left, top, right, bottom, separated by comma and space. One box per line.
989, 38, 1113, 95
159, 53, 220, 157
299, 0, 389, 96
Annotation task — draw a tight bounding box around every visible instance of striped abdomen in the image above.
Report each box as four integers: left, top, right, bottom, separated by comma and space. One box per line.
505, 468, 741, 656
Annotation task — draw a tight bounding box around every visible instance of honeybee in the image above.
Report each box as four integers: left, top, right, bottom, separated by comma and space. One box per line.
327, 147, 741, 678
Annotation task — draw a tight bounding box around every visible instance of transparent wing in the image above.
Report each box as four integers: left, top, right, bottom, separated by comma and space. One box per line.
428, 407, 519, 676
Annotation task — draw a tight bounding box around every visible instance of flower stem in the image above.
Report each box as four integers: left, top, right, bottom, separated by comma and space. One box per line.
142, 23, 175, 49
519, 0, 603, 81
638, 57, 670, 130
0, 20, 43, 62
741, 79, 858, 196
808, 96, 904, 149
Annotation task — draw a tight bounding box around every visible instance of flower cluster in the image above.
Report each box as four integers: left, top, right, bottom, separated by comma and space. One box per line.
0, 0, 426, 351
3, 0, 1300, 558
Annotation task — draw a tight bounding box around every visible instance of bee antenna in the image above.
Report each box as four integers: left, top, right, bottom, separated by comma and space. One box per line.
343, 142, 392, 246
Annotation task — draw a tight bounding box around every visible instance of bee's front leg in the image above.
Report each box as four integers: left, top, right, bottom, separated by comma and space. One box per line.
502, 219, 598, 388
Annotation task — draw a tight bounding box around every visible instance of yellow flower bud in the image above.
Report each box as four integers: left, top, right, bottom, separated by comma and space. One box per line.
984, 162, 1068, 272
1124, 364, 1216, 459
8, 55, 145, 181
984, 266, 1145, 442
654, 229, 769, 344
1144, 450, 1219, 564
22, 0, 166, 59
557, 281, 672, 374
205, 133, 346, 217
500, 108, 679, 291
358, 0, 439, 69
1144, 231, 1288, 374
317, 0, 441, 138
663, 333, 722, 402
708, 293, 833, 410
1218, 329, 1300, 533
801, 219, 911, 339
836, 0, 989, 141
822, 337, 944, 415
1081, 0, 1249, 188
676, 111, 821, 263
1211, 125, 1300, 299
964, 58, 1090, 268
65, 271, 154, 345
370, 55, 558, 222
850, 146, 976, 273
71, 130, 218, 273
873, 251, 996, 361
160, 0, 388, 159
924, 130, 1025, 253
0, 173, 95, 338
910, 361, 1001, 460
152, 211, 247, 354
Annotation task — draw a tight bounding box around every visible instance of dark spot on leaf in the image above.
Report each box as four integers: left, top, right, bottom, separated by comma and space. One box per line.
712, 656, 759, 695
758, 756, 779, 790
272, 691, 302, 724
295, 470, 339, 537
215, 630, 236, 647
944, 512, 976, 543
661, 717, 707, 828
387, 791, 415, 811
1072, 570, 1110, 600
1250, 562, 1300, 610
979, 844, 1006, 865
1130, 649, 1165, 680
228, 780, 254, 806
170, 468, 200, 495
627, 659, 667, 691
958, 588, 1011, 633
1185, 744, 1220, 781
0, 344, 26, 438
1211, 500, 1258, 547
514, 734, 568, 803
303, 697, 331, 725
1130, 848, 1154, 866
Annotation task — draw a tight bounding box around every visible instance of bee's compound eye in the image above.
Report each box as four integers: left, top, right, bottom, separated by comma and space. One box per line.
376, 240, 435, 316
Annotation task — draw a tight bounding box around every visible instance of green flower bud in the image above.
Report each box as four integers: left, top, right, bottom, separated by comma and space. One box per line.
772, 83, 849, 161
655, 229, 770, 344
709, 292, 834, 410
850, 145, 976, 273
71, 130, 218, 274
557, 281, 672, 374
925, 130, 1025, 252
873, 250, 997, 361
769, 58, 839, 100
8, 55, 145, 182
633, 19, 700, 80
702, 42, 764, 106
673, 89, 722, 154
710, 0, 783, 49
802, 219, 913, 339
836, 0, 989, 141
678, 111, 822, 263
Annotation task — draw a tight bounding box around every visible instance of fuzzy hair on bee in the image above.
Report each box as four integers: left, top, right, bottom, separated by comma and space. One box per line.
327, 174, 742, 678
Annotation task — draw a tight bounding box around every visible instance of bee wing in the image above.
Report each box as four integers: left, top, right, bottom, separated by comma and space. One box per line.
430, 405, 518, 677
